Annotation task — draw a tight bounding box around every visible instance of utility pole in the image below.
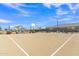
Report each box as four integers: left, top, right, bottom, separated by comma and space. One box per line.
57, 18, 59, 32
56, 16, 59, 32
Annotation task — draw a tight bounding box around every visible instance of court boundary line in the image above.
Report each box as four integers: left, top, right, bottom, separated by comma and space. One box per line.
6, 35, 30, 56
51, 34, 75, 56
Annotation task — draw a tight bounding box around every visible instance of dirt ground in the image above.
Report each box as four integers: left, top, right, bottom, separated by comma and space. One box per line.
0, 32, 79, 56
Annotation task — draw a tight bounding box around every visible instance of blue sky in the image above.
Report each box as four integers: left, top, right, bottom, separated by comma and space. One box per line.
0, 3, 79, 29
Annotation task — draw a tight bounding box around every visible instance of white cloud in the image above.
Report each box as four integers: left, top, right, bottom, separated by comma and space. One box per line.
43, 3, 78, 23
67, 4, 79, 14
58, 15, 79, 24
52, 3, 79, 14
43, 3, 79, 15
59, 17, 72, 22
16, 13, 30, 17
56, 8, 69, 16
52, 3, 64, 7
3, 3, 28, 14
0, 19, 12, 23
43, 3, 52, 9
43, 3, 69, 16
2, 3, 30, 17
13, 3, 26, 7
43, 3, 64, 9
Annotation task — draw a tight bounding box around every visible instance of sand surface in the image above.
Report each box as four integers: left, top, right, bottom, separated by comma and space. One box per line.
0, 32, 78, 56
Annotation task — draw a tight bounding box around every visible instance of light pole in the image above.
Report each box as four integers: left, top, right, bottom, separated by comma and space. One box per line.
55, 16, 59, 32
57, 18, 59, 32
